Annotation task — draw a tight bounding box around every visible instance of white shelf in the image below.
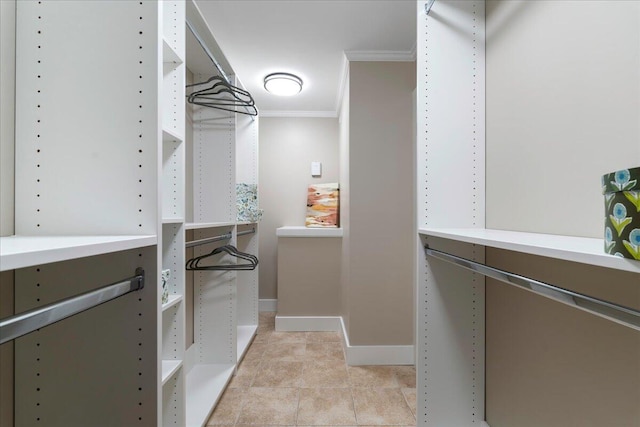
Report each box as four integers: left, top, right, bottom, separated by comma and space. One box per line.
162, 217, 184, 225
236, 221, 257, 226
162, 294, 183, 312
419, 227, 640, 273
162, 128, 184, 143
162, 38, 183, 64
276, 226, 343, 238
0, 235, 157, 272
162, 359, 183, 386
185, 222, 236, 230
237, 324, 258, 363
185, 364, 235, 427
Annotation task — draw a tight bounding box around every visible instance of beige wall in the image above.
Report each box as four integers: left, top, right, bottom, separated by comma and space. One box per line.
342, 61, 416, 346
0, 1, 15, 426
485, 1, 640, 425
486, 0, 640, 237
277, 237, 342, 316
258, 118, 340, 300
486, 249, 640, 427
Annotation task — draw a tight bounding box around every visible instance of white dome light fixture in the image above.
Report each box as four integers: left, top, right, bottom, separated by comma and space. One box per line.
264, 72, 303, 96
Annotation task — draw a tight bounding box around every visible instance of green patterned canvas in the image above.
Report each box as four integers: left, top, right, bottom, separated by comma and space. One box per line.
236, 183, 263, 223
602, 167, 640, 260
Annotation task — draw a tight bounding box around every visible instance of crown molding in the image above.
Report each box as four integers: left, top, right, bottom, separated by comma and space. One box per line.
262, 49, 416, 119
409, 41, 417, 61
259, 110, 338, 118
344, 50, 416, 62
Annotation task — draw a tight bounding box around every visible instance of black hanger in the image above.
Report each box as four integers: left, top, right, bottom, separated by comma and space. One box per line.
187, 76, 252, 100
187, 76, 258, 116
186, 244, 258, 271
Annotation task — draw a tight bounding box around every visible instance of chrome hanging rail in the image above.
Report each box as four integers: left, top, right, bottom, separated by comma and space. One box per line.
425, 0, 436, 15
185, 228, 256, 248
425, 247, 640, 332
0, 268, 145, 345
186, 18, 230, 86
186, 18, 257, 119
237, 228, 256, 237
185, 232, 233, 249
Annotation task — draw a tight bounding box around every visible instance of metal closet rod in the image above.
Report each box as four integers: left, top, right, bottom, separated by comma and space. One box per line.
185, 228, 256, 249
237, 228, 256, 237
0, 268, 145, 345
186, 18, 256, 121
425, 247, 640, 332
425, 0, 436, 15
186, 18, 230, 85
186, 232, 232, 248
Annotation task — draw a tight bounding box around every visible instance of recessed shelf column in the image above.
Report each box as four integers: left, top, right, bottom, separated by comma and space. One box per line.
160, 2, 186, 426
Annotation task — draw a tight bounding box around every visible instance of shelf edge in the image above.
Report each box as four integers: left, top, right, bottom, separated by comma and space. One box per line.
419, 228, 640, 273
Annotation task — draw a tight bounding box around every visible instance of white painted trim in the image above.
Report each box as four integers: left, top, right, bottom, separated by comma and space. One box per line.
259, 110, 337, 118
481, 422, 491, 427
336, 49, 416, 117
335, 53, 349, 116
274, 316, 415, 365
258, 299, 277, 312
275, 316, 341, 332
344, 50, 416, 62
276, 226, 343, 238
340, 317, 415, 366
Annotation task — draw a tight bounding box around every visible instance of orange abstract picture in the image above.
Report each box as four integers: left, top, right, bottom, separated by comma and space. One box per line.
306, 183, 339, 227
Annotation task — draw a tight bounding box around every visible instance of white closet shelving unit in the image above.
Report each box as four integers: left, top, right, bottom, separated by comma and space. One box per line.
181, 1, 260, 426
1, 1, 259, 425
0, 1, 172, 425
416, 1, 640, 426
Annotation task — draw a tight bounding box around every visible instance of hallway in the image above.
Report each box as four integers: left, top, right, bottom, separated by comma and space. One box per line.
206, 312, 417, 426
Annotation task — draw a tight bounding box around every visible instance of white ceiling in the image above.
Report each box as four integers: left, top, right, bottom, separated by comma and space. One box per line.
192, 0, 417, 116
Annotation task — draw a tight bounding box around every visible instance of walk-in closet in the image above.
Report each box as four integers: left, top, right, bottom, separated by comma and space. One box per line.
1, 1, 639, 427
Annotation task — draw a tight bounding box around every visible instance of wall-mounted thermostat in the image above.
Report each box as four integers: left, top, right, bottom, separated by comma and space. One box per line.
311, 161, 322, 177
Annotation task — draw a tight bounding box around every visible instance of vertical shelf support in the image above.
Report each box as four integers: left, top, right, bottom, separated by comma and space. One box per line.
416, 0, 486, 425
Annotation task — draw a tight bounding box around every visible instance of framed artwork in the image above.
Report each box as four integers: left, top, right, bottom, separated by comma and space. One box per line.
306, 183, 339, 227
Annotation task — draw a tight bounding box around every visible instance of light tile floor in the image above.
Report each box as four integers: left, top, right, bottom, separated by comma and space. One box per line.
207, 312, 417, 426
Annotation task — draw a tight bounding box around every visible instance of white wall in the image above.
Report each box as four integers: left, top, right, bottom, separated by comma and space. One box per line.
258, 117, 340, 300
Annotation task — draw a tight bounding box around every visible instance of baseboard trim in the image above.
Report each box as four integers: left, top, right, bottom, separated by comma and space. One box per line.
273, 315, 415, 365
275, 315, 341, 332
259, 299, 277, 312
340, 318, 414, 366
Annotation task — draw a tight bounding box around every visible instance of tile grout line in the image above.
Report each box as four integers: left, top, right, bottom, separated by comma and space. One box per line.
345, 347, 360, 426
294, 335, 309, 426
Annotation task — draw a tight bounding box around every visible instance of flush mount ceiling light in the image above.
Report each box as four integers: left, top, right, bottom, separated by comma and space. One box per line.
264, 73, 303, 96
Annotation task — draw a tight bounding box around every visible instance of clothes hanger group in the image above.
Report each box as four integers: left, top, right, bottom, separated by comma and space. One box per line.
186, 244, 258, 271
187, 76, 258, 116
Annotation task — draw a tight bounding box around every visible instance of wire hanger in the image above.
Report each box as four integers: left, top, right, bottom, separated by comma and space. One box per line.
186, 244, 259, 271
187, 76, 258, 116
